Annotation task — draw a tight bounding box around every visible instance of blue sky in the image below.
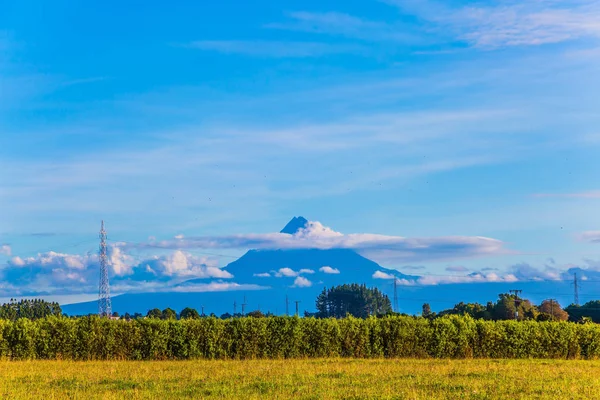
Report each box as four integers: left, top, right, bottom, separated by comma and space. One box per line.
1, 0, 600, 302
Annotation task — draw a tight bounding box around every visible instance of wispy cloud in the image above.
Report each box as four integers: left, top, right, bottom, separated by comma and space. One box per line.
266, 11, 418, 43
414, 272, 519, 286
184, 40, 366, 57
446, 265, 469, 272
373, 260, 588, 286
579, 231, 600, 244
400, 265, 426, 271
384, 0, 600, 48
533, 191, 600, 199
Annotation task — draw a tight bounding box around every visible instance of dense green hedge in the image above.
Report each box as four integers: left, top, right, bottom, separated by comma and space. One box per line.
1, 315, 599, 360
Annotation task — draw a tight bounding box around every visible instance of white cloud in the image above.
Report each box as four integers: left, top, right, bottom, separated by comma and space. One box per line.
253, 272, 271, 277
140, 250, 231, 279
299, 268, 315, 274
125, 220, 507, 264
272, 267, 314, 277
319, 266, 340, 274
507, 262, 562, 281
274, 267, 298, 277
109, 246, 135, 276
9, 256, 25, 266
0, 244, 11, 256
373, 271, 415, 286
9, 251, 91, 270
292, 276, 312, 288
373, 271, 396, 280
0, 247, 229, 296
174, 234, 185, 239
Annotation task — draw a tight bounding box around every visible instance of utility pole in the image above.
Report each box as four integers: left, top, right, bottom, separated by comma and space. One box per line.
549, 299, 556, 319
201, 305, 205, 317
295, 300, 301, 316
233, 300, 237, 315
573, 273, 580, 306
241, 296, 247, 316
509, 290, 522, 320
393, 277, 399, 313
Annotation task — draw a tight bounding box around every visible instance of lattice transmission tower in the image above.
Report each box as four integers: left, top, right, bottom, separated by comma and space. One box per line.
98, 220, 112, 317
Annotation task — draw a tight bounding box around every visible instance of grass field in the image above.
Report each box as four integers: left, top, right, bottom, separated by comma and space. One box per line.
1, 359, 600, 399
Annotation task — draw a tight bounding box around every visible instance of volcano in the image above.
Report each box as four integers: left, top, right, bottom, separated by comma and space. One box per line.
62, 217, 415, 316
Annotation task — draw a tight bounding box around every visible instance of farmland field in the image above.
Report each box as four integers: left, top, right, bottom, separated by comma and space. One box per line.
1, 359, 600, 399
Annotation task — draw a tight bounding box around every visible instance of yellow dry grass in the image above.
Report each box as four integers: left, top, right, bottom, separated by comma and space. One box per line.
1, 358, 599, 399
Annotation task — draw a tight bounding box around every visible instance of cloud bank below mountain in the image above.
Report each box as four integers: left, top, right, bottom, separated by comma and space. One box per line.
122, 220, 508, 264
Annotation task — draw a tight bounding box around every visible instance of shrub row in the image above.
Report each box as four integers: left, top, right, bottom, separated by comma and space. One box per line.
0, 315, 599, 360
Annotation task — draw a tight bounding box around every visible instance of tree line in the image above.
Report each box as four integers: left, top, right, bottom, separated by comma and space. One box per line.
421, 294, 568, 321
3, 285, 600, 323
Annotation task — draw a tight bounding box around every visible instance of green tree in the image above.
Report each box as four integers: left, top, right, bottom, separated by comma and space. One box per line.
0, 299, 62, 321
314, 283, 392, 318
180, 307, 200, 319
161, 308, 177, 320
146, 308, 162, 319
492, 293, 537, 321
246, 310, 265, 318
438, 302, 489, 319
422, 303, 433, 318
565, 301, 600, 322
